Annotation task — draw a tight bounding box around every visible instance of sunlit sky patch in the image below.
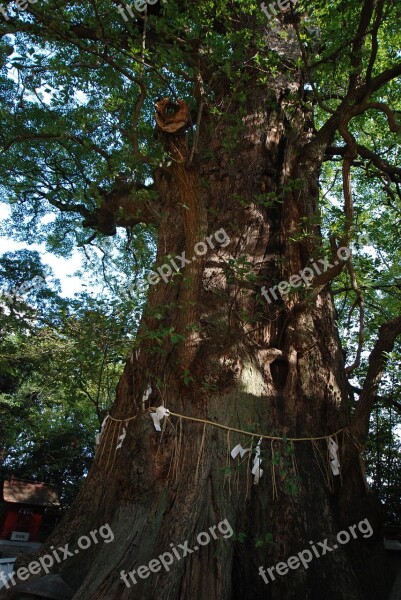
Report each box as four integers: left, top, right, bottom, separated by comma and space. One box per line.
0, 202, 85, 297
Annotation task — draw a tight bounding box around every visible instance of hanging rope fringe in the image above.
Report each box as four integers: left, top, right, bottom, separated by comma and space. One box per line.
96, 406, 348, 485
195, 422, 207, 481
311, 438, 332, 490
271, 440, 278, 500
95, 413, 137, 468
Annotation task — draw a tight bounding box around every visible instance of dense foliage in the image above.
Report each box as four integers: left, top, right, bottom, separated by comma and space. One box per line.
0, 249, 137, 505
0, 0, 400, 522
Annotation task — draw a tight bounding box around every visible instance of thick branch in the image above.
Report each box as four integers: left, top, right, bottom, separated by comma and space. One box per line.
350, 101, 401, 132
43, 193, 93, 220
366, 0, 385, 84
82, 182, 161, 235
338, 122, 357, 246
351, 315, 401, 441
303, 44, 401, 169
325, 144, 401, 183
344, 258, 365, 375
360, 62, 401, 99
3, 133, 113, 168
347, 0, 375, 92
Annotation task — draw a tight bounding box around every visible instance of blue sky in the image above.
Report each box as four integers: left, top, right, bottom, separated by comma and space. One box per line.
0, 202, 86, 297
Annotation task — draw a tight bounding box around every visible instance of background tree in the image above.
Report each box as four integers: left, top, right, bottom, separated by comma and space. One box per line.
0, 251, 134, 506
0, 1, 401, 599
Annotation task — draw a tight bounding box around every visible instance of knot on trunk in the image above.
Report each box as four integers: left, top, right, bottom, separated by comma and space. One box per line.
155, 98, 190, 133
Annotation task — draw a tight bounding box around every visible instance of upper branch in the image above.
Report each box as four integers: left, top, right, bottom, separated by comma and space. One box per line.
325, 144, 401, 183
365, 0, 385, 84
81, 181, 161, 236
347, 0, 375, 92
349, 101, 401, 132
3, 133, 113, 168
359, 62, 401, 100
351, 315, 401, 441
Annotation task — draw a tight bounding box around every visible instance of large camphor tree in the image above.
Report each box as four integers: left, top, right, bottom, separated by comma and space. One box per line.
1, 0, 401, 598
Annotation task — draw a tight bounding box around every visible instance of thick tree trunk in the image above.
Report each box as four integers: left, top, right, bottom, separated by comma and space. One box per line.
2, 70, 392, 600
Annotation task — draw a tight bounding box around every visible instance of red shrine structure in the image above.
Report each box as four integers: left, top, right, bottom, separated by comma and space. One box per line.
0, 476, 60, 556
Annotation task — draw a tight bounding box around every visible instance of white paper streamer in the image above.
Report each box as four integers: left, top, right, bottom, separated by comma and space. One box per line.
142, 384, 152, 409
150, 406, 170, 431
252, 438, 263, 485
230, 444, 251, 459
231, 439, 263, 484
116, 421, 129, 450
96, 415, 109, 447
327, 437, 340, 476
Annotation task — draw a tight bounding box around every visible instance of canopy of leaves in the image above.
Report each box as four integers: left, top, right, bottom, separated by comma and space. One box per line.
0, 0, 400, 519
0, 251, 137, 506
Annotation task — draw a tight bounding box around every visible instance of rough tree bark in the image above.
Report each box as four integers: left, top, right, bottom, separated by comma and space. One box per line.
3, 8, 401, 600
